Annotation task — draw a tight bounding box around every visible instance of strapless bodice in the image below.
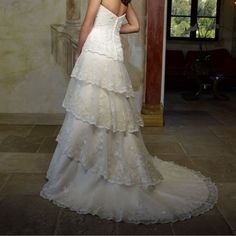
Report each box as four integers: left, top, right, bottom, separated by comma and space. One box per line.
82, 4, 126, 61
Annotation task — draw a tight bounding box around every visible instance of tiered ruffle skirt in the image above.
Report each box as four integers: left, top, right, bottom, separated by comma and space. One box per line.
40, 50, 218, 224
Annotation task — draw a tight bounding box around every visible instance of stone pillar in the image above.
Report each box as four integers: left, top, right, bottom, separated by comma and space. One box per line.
50, 0, 82, 80
141, 0, 166, 126
66, 0, 81, 27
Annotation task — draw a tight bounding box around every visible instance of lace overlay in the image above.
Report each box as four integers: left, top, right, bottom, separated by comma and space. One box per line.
55, 112, 163, 188
71, 51, 134, 98
40, 3, 218, 225
62, 52, 144, 133
82, 5, 126, 61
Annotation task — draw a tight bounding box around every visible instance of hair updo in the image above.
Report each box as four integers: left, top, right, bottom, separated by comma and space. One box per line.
121, 0, 131, 6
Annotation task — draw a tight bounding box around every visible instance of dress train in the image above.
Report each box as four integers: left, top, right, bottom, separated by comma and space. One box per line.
40, 4, 218, 224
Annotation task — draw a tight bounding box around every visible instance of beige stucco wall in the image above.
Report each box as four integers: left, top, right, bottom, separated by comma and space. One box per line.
0, 0, 67, 113
167, 0, 235, 54
0, 0, 146, 113
0, 0, 147, 114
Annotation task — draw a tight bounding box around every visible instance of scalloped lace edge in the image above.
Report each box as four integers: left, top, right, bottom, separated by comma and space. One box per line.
70, 76, 135, 98
61, 107, 144, 134
40, 157, 218, 225
82, 48, 124, 62
49, 148, 164, 188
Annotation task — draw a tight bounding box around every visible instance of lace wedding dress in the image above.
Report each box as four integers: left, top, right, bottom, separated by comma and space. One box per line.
40, 4, 218, 224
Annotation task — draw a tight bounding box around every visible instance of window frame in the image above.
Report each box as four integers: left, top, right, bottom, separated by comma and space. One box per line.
167, 0, 221, 41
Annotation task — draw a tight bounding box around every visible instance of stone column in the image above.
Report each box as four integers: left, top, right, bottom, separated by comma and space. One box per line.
141, 0, 166, 126
50, 0, 82, 80
66, 0, 81, 27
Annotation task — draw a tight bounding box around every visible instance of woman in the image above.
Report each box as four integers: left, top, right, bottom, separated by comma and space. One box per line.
40, 0, 218, 224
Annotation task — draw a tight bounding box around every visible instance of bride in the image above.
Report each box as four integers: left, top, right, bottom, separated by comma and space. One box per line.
40, 0, 218, 224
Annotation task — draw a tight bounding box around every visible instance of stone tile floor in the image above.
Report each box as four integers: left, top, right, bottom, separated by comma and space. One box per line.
0, 90, 235, 235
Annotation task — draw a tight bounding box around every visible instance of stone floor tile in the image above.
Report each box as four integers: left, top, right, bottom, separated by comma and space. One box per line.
36, 154, 52, 171
37, 136, 57, 153
210, 111, 236, 125
146, 142, 185, 155
217, 183, 236, 231
180, 142, 235, 157
54, 209, 87, 235
1, 173, 45, 195
0, 113, 37, 124
56, 210, 116, 235
0, 173, 10, 192
28, 125, 59, 137
208, 125, 236, 138
177, 134, 225, 146
221, 137, 236, 153
0, 152, 51, 174
0, 124, 34, 139
54, 125, 61, 133
165, 118, 222, 128
189, 157, 236, 183
34, 113, 65, 125
0, 135, 44, 152
165, 110, 222, 127
171, 208, 232, 235
140, 127, 177, 135
0, 194, 59, 235
175, 126, 216, 136
115, 221, 173, 235
143, 134, 179, 143
157, 154, 195, 169
191, 153, 236, 167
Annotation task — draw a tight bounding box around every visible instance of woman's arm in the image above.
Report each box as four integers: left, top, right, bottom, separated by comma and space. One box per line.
75, 0, 101, 59
120, 3, 140, 34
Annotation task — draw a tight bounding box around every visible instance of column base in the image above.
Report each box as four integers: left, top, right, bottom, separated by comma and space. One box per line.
141, 104, 164, 127
66, 20, 81, 28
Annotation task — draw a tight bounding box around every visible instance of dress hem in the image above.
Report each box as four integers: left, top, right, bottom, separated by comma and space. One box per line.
40, 157, 218, 225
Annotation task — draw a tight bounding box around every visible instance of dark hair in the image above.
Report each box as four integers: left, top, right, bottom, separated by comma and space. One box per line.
121, 0, 131, 6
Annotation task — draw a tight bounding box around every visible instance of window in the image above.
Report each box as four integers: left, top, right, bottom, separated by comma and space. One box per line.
167, 0, 221, 40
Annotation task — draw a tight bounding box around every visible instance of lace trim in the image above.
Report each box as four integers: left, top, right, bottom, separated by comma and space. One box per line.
61, 154, 163, 188
54, 113, 162, 187
82, 48, 124, 62
62, 79, 144, 133
81, 13, 125, 62
40, 158, 218, 225
71, 51, 133, 97
62, 107, 144, 133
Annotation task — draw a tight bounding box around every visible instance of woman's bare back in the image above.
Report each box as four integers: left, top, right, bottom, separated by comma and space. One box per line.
100, 0, 128, 17
75, 0, 139, 59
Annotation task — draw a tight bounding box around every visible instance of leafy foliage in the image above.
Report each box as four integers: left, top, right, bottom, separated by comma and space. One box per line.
170, 0, 218, 39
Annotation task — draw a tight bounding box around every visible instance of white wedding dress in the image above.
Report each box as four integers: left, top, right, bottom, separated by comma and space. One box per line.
40, 4, 218, 224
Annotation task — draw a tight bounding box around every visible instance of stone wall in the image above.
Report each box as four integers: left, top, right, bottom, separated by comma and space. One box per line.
0, 0, 147, 114
0, 0, 67, 113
